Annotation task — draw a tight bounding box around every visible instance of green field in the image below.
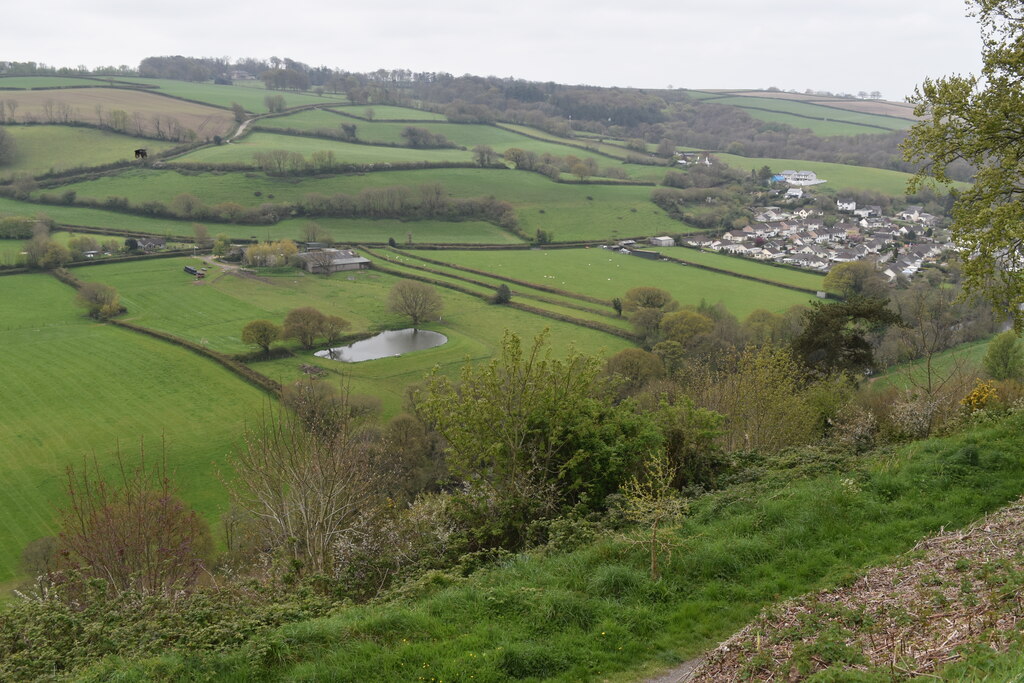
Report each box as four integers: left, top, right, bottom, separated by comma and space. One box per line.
73, 257, 631, 415
331, 104, 447, 121
705, 95, 912, 136
44, 167, 687, 243
0, 231, 126, 266
660, 246, 826, 290
872, 337, 992, 391
181, 131, 473, 165
413, 248, 815, 318
716, 153, 921, 196
0, 125, 178, 178
0, 196, 199, 237
0, 273, 268, 581
0, 76, 120, 89
112, 78, 347, 112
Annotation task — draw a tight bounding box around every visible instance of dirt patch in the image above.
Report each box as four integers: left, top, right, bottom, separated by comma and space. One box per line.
2, 88, 234, 138
693, 499, 1024, 680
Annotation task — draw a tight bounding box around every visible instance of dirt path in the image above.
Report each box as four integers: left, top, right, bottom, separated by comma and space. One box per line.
644, 657, 705, 683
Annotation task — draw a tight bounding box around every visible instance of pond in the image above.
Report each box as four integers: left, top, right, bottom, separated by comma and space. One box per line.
315, 328, 448, 363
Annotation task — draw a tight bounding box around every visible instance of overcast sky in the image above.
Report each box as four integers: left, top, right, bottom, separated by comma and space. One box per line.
9, 0, 983, 101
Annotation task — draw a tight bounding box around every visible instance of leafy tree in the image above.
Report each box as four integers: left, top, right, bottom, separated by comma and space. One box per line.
791, 297, 901, 377
823, 261, 888, 299
230, 102, 246, 123
388, 280, 442, 328
604, 348, 665, 397
75, 282, 122, 320
492, 283, 512, 304
660, 310, 714, 346
472, 144, 496, 166
983, 330, 1024, 380
622, 286, 678, 312
322, 314, 350, 345
902, 0, 1024, 320
612, 297, 623, 317
283, 307, 327, 349
416, 331, 661, 548
241, 319, 281, 354
0, 127, 16, 166
618, 450, 685, 580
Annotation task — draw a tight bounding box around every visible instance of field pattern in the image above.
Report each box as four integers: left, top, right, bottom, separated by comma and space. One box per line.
73, 258, 630, 415
0, 88, 236, 139
0, 273, 267, 581
417, 248, 814, 317
113, 78, 347, 112
0, 125, 178, 178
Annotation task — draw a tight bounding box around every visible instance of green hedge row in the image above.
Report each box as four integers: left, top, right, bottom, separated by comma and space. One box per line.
395, 250, 613, 306
109, 320, 282, 396
366, 253, 639, 343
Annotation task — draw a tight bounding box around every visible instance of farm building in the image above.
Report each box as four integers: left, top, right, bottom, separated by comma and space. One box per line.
649, 236, 675, 247
296, 248, 371, 274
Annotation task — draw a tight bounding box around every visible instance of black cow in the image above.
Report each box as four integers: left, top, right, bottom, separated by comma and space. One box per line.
134, 148, 147, 159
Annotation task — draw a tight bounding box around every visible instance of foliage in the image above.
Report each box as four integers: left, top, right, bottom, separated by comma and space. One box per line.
54, 447, 213, 594
961, 379, 999, 413
983, 330, 1024, 380
228, 402, 393, 577
282, 306, 345, 349
416, 331, 661, 548
902, 0, 1024, 321
388, 279, 443, 328
0, 126, 16, 166
822, 261, 888, 298
75, 281, 122, 320
492, 283, 512, 304
243, 239, 297, 267
618, 451, 686, 580
791, 297, 901, 377
241, 319, 281, 354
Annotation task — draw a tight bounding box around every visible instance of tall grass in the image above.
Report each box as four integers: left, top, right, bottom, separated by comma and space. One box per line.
77, 410, 1024, 681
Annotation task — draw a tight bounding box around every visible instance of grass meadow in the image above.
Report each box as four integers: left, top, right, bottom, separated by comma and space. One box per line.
331, 104, 447, 121
73, 257, 631, 415
48, 166, 688, 242
416, 248, 815, 318
0, 76, 119, 89
0, 231, 126, 266
112, 78, 347, 112
0, 125, 178, 178
84, 410, 1024, 681
705, 95, 913, 135
0, 196, 197, 237
181, 131, 473, 165
716, 152, 920, 196
659, 246, 826, 290
0, 272, 268, 582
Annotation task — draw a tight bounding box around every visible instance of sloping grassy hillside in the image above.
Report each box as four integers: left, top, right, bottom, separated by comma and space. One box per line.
62, 408, 1024, 682
0, 273, 268, 581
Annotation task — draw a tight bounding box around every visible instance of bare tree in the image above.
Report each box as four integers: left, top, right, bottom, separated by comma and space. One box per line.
228, 403, 392, 576
388, 280, 443, 328
56, 445, 213, 593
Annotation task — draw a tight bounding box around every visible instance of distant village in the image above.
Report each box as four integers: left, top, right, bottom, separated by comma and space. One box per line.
646, 169, 954, 281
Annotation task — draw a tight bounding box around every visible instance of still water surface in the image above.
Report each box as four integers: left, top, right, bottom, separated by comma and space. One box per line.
314, 328, 447, 363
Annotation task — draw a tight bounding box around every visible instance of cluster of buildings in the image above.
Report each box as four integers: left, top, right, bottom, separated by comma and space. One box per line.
673, 199, 953, 280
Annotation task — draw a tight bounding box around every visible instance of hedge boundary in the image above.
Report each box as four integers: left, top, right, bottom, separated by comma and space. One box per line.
646, 247, 825, 297
367, 255, 639, 343
50, 268, 282, 396
394, 249, 613, 306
